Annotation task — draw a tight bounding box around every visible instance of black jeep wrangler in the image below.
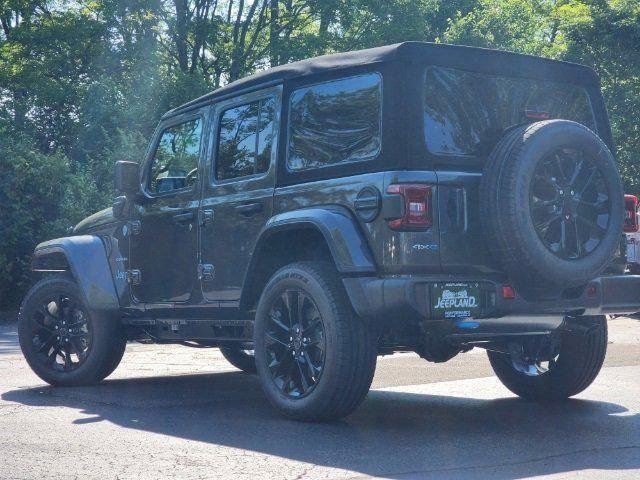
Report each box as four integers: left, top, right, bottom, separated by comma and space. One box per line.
19, 42, 640, 421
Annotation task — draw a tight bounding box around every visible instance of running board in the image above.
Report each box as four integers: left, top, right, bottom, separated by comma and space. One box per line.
124, 318, 254, 342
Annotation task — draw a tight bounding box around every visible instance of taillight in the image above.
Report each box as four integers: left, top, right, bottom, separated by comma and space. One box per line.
502, 285, 516, 299
624, 194, 639, 233
386, 184, 433, 231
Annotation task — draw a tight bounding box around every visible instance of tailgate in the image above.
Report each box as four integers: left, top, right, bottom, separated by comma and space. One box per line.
436, 171, 501, 275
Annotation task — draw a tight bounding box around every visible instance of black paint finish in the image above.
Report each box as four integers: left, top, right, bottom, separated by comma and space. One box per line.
29, 41, 633, 344
128, 110, 207, 305
32, 236, 119, 312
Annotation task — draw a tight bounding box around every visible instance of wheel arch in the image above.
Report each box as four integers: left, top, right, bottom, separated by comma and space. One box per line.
239, 206, 377, 311
31, 235, 120, 312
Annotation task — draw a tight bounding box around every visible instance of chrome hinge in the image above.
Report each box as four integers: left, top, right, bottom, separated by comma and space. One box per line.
197, 264, 215, 281
129, 220, 142, 236
126, 269, 142, 285
199, 209, 214, 227
124, 220, 142, 237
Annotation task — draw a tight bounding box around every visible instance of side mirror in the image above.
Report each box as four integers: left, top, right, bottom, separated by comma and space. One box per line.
114, 161, 140, 196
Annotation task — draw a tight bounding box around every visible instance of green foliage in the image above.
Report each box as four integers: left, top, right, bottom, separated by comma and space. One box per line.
0, 135, 99, 307
0, 0, 639, 308
442, 0, 554, 55
442, 0, 640, 194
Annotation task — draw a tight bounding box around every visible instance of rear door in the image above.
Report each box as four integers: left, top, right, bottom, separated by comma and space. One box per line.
129, 113, 205, 304
199, 86, 281, 303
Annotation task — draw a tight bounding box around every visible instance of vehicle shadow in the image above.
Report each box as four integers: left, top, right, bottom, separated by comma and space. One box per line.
3, 371, 639, 479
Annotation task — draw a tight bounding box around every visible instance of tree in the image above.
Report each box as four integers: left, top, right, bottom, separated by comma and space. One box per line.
443, 0, 640, 193
0, 0, 639, 309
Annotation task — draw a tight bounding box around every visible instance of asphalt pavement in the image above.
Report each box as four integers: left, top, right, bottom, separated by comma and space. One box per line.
0, 317, 638, 480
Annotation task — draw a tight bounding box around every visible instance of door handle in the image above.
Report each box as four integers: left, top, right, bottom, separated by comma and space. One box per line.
173, 211, 194, 224
235, 203, 263, 215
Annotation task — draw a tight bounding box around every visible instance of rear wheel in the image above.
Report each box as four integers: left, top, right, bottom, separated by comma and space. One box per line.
18, 276, 126, 386
220, 345, 256, 374
488, 316, 607, 400
254, 262, 377, 422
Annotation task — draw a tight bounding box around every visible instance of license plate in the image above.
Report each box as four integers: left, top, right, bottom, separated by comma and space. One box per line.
431, 282, 483, 319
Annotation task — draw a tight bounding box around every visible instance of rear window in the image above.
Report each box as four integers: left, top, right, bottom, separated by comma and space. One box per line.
287, 73, 382, 171
424, 66, 596, 157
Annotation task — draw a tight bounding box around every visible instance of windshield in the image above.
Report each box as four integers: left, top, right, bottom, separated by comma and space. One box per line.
423, 66, 596, 157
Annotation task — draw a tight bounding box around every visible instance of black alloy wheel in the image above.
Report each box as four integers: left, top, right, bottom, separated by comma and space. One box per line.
480, 120, 623, 290
530, 147, 611, 260
264, 289, 325, 398
254, 262, 377, 421
19, 276, 127, 386
25, 293, 92, 372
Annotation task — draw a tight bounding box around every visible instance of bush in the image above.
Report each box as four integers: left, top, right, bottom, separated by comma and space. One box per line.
0, 135, 104, 309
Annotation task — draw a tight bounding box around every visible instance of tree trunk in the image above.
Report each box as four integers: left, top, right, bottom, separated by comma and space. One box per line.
269, 0, 279, 66
318, 0, 335, 48
173, 0, 190, 72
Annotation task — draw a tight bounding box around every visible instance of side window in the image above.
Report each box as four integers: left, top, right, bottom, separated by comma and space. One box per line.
148, 118, 202, 194
287, 73, 382, 172
216, 97, 275, 181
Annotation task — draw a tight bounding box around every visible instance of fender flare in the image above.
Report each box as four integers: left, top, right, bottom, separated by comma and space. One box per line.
240, 206, 377, 310
257, 206, 376, 274
32, 235, 119, 312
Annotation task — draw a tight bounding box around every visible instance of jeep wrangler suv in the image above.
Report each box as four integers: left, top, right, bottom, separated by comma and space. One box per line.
19, 42, 640, 421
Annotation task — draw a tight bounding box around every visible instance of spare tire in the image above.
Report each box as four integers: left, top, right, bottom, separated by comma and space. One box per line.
479, 119, 623, 290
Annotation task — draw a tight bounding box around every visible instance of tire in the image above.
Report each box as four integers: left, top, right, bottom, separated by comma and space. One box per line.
18, 275, 127, 386
488, 315, 607, 400
254, 262, 377, 422
480, 120, 624, 290
220, 345, 256, 374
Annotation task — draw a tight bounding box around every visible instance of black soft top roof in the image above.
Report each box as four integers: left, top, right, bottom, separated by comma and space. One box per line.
165, 41, 599, 119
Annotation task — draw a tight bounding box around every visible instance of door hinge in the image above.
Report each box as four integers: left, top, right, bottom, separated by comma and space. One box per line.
199, 209, 214, 227
197, 264, 215, 281
125, 220, 142, 236
126, 269, 142, 285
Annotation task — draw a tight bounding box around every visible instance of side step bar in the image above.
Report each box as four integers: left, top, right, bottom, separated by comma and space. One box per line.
124, 318, 254, 343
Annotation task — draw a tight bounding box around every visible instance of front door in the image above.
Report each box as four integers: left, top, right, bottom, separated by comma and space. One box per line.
129, 113, 205, 304
200, 87, 281, 302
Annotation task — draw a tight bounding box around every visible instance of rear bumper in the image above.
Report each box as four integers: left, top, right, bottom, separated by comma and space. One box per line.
343, 274, 640, 324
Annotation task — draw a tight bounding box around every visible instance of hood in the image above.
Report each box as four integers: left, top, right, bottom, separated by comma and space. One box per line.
73, 207, 116, 234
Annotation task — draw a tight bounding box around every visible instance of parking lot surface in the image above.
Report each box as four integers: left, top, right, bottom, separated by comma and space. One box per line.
0, 317, 638, 480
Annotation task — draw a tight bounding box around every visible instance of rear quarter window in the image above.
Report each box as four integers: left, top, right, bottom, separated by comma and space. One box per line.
287, 73, 382, 171
423, 66, 596, 158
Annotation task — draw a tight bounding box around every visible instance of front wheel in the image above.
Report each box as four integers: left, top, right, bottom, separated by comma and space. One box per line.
488, 315, 607, 400
254, 262, 377, 422
18, 275, 126, 386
